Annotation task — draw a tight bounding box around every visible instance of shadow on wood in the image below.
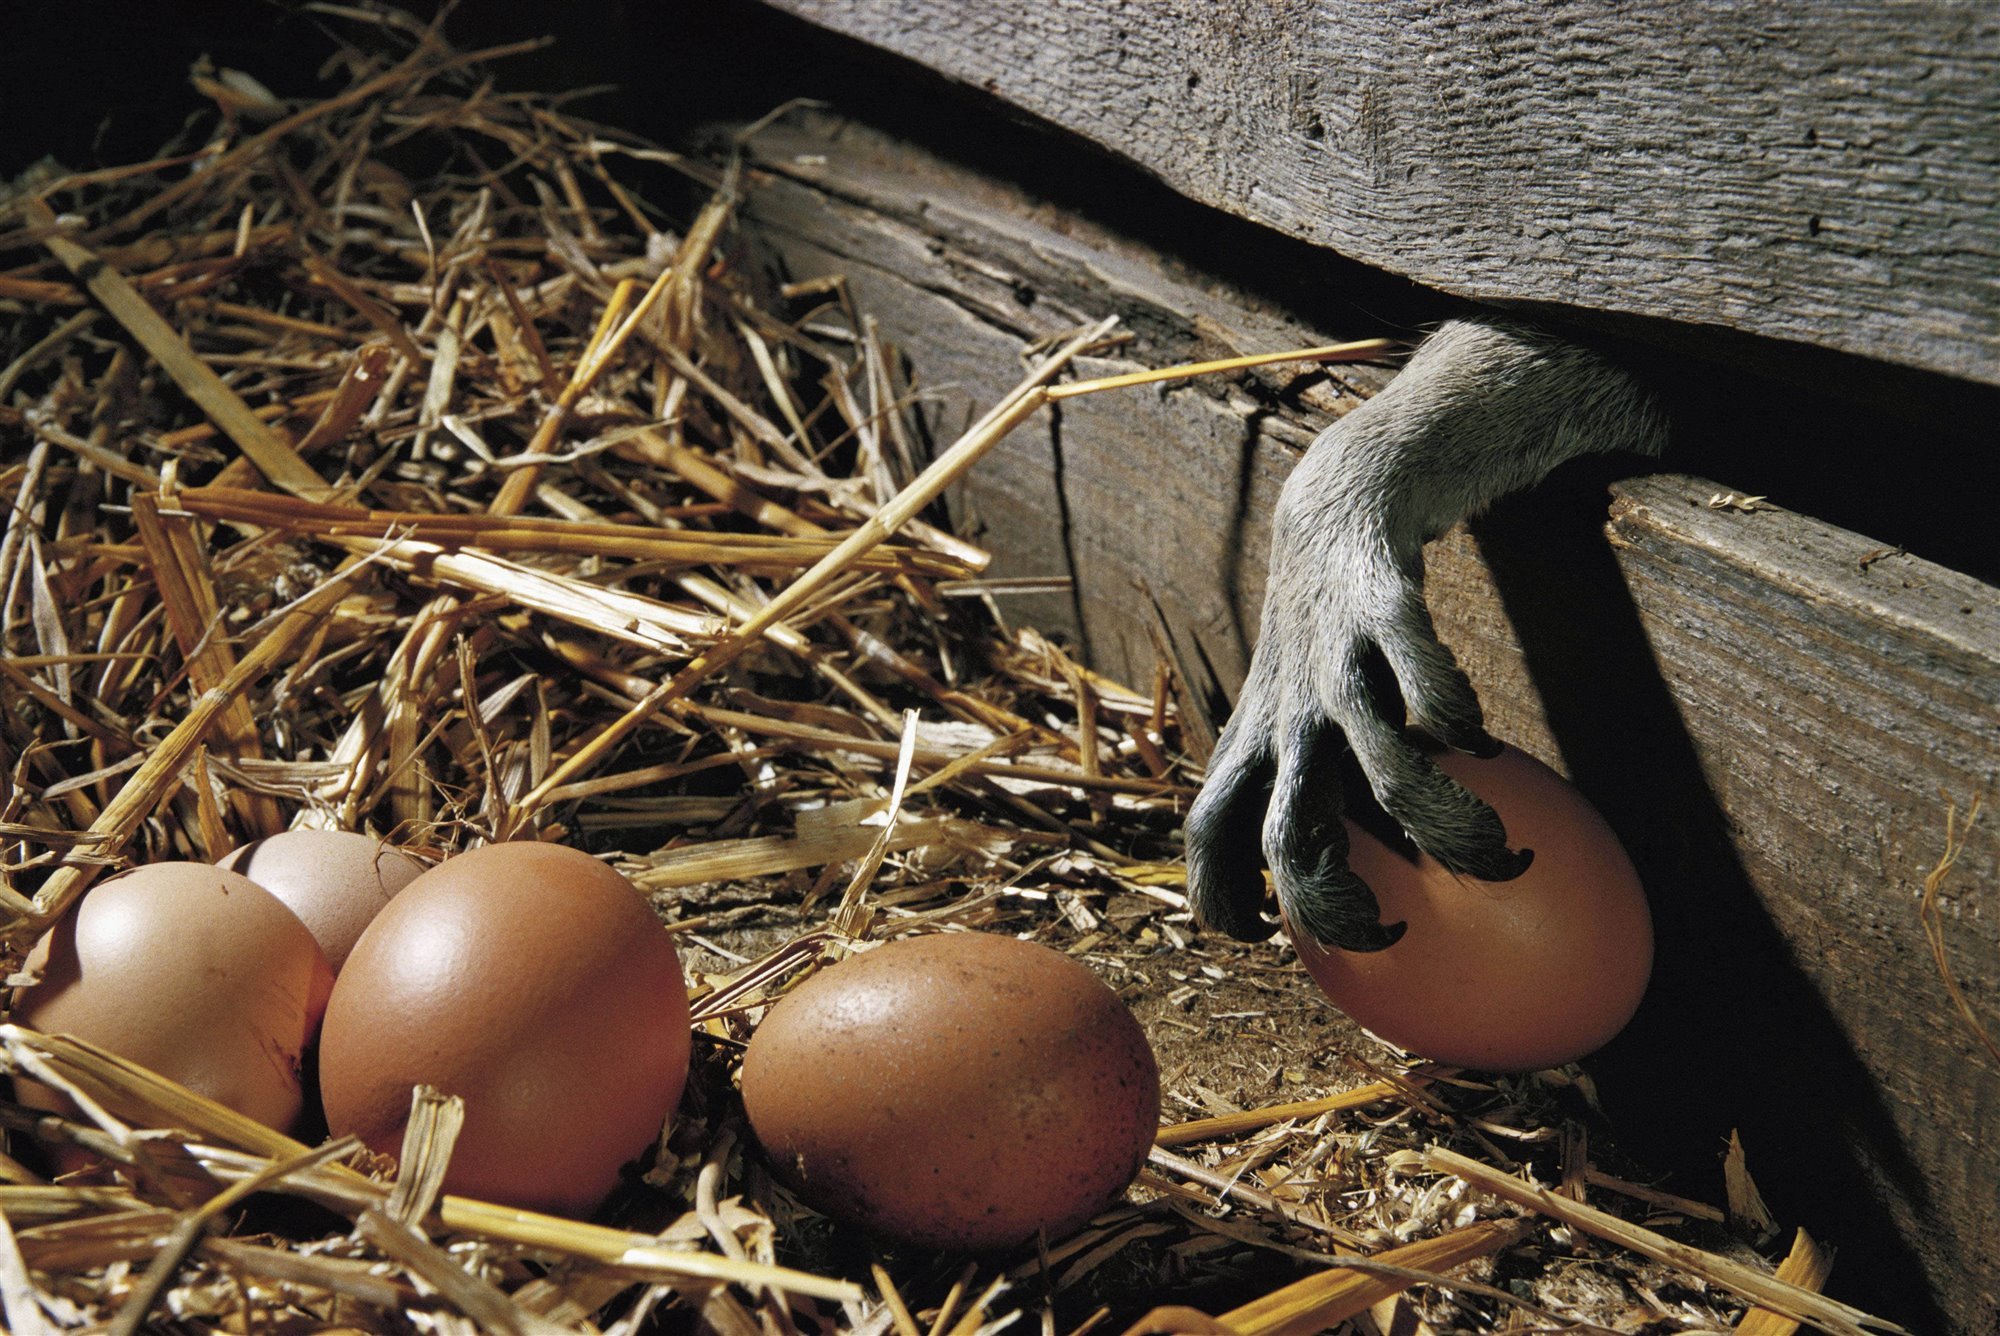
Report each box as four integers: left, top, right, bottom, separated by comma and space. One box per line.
1468, 470, 1950, 1332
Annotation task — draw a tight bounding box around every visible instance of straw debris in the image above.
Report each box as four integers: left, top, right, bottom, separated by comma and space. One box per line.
0, 8, 1891, 1333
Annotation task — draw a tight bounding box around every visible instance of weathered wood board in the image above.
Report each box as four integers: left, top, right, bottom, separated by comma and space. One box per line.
759, 0, 2000, 389
727, 113, 2000, 1333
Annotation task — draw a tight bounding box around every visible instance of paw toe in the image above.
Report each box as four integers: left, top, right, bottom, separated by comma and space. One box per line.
1279, 864, 1406, 953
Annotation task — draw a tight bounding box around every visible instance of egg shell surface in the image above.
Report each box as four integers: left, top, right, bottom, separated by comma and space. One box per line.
218, 828, 426, 972
741, 932, 1160, 1252
317, 841, 691, 1217
12, 862, 334, 1132
1291, 745, 1652, 1072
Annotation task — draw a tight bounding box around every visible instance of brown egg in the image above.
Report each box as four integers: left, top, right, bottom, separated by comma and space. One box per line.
217, 828, 426, 972
1291, 745, 1653, 1072
12, 862, 334, 1132
317, 841, 691, 1217
741, 932, 1160, 1252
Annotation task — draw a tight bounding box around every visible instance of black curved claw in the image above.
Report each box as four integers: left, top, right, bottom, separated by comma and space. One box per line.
1185, 747, 1280, 942
1262, 721, 1406, 952
1186, 849, 1280, 943
1444, 840, 1536, 883
1456, 728, 1506, 760
1278, 856, 1408, 952
1268, 798, 1406, 952
1375, 752, 1533, 884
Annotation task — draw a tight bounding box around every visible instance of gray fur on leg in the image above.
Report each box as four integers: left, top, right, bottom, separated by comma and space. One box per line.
1185, 316, 1663, 949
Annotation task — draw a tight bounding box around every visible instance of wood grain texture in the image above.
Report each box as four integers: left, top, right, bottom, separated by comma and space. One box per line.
760, 0, 2000, 387
735, 117, 1396, 715
1430, 475, 1999, 1334
730, 114, 2000, 1333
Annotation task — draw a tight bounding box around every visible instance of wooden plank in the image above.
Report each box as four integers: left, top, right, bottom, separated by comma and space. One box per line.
757, 0, 2000, 388
729, 115, 2000, 1334
735, 118, 1394, 719
1429, 473, 1998, 1335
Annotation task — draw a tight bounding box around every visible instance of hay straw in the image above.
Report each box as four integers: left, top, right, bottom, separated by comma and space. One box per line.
1146, 1147, 1364, 1248
1043, 338, 1395, 401
0, 14, 1882, 1333
687, 705, 1181, 797
129, 493, 286, 837
1725, 1128, 1779, 1240
1918, 794, 1998, 1063
1582, 1167, 1729, 1223
355, 1207, 552, 1336
1153, 1080, 1419, 1147
23, 199, 331, 500
6, 556, 372, 943
0, 1202, 58, 1336
435, 1201, 864, 1303
1425, 1146, 1902, 1336
1212, 1218, 1532, 1336
503, 319, 1115, 829
385, 1086, 464, 1224
1736, 1230, 1834, 1335
172, 486, 966, 575
0, 1027, 864, 1312
107, 1135, 364, 1336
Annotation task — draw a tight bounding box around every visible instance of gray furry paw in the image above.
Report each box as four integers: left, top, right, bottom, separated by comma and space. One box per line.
1185, 318, 1663, 951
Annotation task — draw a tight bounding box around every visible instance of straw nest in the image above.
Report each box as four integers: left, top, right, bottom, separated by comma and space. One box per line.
0, 7, 1894, 1334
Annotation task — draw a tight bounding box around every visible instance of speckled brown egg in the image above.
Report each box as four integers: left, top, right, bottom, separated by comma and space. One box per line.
12, 862, 334, 1132
1292, 745, 1653, 1072
317, 841, 691, 1217
218, 828, 426, 972
741, 932, 1160, 1252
